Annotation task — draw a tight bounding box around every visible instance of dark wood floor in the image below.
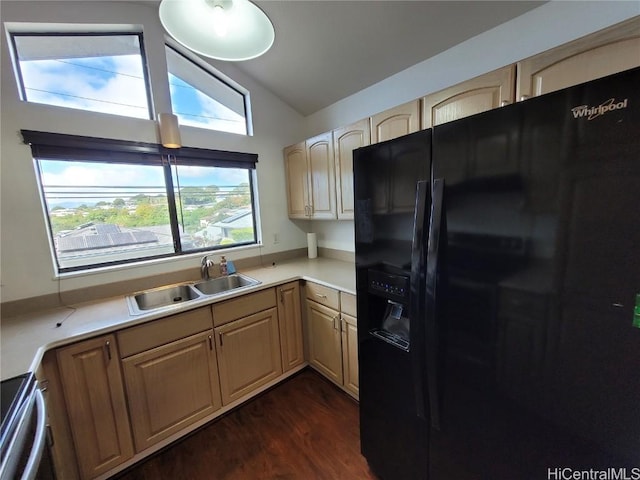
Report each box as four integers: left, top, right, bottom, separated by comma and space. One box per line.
115, 369, 377, 480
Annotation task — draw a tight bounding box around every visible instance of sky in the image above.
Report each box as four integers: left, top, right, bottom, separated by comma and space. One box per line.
40, 161, 250, 208
17, 34, 246, 133
16, 35, 250, 207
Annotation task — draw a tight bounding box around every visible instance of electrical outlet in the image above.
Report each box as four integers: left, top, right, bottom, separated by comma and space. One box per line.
273, 233, 280, 244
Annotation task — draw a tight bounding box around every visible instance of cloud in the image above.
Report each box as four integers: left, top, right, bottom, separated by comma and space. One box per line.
20, 55, 149, 118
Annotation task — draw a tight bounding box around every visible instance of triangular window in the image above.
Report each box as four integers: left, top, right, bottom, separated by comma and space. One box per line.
166, 45, 248, 135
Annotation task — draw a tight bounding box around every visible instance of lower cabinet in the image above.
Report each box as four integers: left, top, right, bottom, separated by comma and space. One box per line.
307, 299, 344, 384
121, 331, 221, 452
305, 282, 359, 398
277, 281, 305, 372
45, 282, 305, 479
213, 289, 283, 404
56, 334, 134, 480
340, 293, 359, 398
118, 307, 221, 453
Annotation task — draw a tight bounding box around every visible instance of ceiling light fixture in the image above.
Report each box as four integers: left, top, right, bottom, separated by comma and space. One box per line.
159, 0, 275, 62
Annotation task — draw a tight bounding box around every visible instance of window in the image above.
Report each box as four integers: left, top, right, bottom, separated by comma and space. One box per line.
166, 45, 248, 135
23, 131, 258, 273
10, 33, 152, 119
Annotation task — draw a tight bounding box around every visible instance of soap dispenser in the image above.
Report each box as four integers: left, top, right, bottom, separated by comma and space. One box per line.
220, 256, 228, 276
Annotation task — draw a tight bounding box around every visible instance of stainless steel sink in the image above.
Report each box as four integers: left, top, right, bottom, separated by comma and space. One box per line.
194, 273, 260, 296
127, 274, 261, 315
128, 284, 203, 314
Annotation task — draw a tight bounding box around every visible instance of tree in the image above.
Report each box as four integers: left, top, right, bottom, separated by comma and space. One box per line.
113, 198, 125, 207
180, 186, 220, 205
131, 194, 150, 204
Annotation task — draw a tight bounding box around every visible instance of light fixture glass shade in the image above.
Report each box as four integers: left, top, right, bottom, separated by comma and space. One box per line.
158, 113, 182, 148
159, 0, 275, 61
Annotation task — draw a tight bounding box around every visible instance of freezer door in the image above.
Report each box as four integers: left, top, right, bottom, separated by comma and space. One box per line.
428, 67, 640, 479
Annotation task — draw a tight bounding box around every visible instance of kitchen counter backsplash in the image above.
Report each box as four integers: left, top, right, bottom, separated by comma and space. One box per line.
1, 256, 355, 381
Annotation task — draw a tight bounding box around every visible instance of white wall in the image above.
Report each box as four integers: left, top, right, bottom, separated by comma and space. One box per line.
305, 1, 640, 254
0, 1, 307, 302
1, 1, 638, 302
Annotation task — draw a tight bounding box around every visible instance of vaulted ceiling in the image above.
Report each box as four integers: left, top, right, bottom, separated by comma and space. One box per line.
235, 1, 547, 115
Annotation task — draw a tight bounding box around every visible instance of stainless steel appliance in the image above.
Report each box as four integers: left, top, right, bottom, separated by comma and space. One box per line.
354, 67, 640, 479
1, 373, 54, 480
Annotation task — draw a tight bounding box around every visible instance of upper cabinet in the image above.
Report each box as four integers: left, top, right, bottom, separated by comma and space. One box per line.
333, 119, 371, 220
421, 66, 516, 129
517, 17, 640, 100
284, 133, 337, 219
307, 132, 338, 219
283, 142, 309, 219
283, 19, 638, 222
370, 100, 420, 143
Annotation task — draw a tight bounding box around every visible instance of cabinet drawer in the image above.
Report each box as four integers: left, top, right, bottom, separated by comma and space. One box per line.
340, 292, 357, 317
305, 282, 339, 310
213, 288, 276, 327
118, 307, 212, 358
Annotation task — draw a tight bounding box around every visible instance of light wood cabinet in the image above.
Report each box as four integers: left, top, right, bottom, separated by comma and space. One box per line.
277, 281, 304, 372
307, 132, 338, 219
305, 283, 359, 398
283, 21, 638, 224
421, 66, 516, 129
340, 292, 359, 397
121, 329, 221, 452
517, 17, 640, 101
307, 299, 343, 385
215, 304, 283, 404
370, 100, 420, 143
283, 141, 309, 219
333, 119, 371, 219
56, 335, 133, 479
283, 133, 337, 219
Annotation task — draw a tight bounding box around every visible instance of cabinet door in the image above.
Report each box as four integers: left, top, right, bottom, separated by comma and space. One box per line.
307, 300, 343, 385
421, 66, 516, 129
277, 281, 304, 372
341, 313, 359, 398
57, 335, 133, 479
517, 18, 640, 100
122, 330, 222, 452
215, 307, 283, 404
306, 132, 337, 219
371, 100, 420, 143
333, 119, 371, 219
284, 141, 309, 218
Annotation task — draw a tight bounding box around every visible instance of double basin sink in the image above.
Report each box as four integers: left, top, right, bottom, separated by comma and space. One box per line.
127, 273, 261, 315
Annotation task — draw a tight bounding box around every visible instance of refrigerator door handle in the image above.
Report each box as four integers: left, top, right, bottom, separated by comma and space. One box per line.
410, 180, 429, 420
425, 178, 445, 431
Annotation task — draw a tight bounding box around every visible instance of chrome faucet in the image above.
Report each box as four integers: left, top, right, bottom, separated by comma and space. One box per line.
200, 255, 214, 280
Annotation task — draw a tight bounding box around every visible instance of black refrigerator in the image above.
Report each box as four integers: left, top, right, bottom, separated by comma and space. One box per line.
354, 67, 640, 480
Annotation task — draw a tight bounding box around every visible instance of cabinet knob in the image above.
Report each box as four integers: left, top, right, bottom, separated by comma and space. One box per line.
501, 100, 511, 107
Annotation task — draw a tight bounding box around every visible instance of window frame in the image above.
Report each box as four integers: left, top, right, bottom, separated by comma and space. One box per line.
8, 31, 154, 120
165, 43, 251, 135
22, 130, 259, 273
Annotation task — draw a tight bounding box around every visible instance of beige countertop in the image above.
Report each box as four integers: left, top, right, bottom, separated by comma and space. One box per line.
1, 257, 356, 381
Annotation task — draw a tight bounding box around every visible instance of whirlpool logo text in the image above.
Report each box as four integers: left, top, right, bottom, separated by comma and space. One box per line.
571, 98, 629, 120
